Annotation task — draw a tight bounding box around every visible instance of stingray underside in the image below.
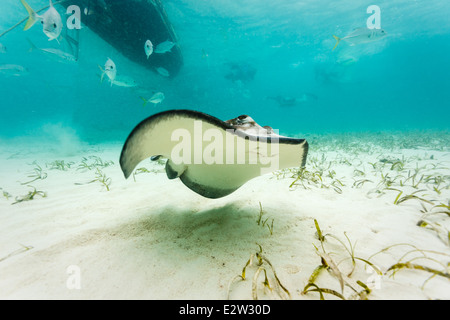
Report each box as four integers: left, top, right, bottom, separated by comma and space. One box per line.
120, 110, 308, 198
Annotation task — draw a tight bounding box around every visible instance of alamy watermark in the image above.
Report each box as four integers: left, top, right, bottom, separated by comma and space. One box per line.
367, 5, 381, 29
66, 5, 382, 30
66, 265, 81, 290
366, 266, 382, 290
170, 120, 280, 174
66, 5, 83, 30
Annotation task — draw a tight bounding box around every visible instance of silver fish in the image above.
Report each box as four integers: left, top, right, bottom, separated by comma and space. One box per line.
27, 38, 76, 63
156, 67, 169, 77
141, 92, 165, 106
333, 28, 386, 50
111, 75, 138, 88
336, 55, 358, 66
21, 0, 63, 42
145, 40, 153, 59
0, 64, 29, 77
84, 7, 95, 16
99, 58, 117, 86
154, 40, 175, 54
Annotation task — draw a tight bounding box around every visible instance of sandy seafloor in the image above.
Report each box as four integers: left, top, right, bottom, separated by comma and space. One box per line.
0, 131, 449, 300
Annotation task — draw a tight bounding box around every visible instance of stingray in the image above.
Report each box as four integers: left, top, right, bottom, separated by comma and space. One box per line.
120, 110, 308, 199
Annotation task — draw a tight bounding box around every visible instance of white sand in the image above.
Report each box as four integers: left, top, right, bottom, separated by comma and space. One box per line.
0, 134, 449, 300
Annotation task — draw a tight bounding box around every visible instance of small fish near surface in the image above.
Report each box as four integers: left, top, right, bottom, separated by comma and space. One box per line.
111, 75, 138, 88
98, 58, 117, 86
84, 7, 95, 16
154, 40, 175, 54
0, 64, 29, 77
145, 40, 153, 59
20, 0, 63, 43
156, 67, 170, 77
336, 54, 358, 66
27, 38, 76, 63
0, 43, 6, 53
332, 28, 387, 50
141, 92, 165, 106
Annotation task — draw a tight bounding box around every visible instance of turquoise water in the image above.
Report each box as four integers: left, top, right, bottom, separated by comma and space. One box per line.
1, 1, 450, 301
1, 0, 449, 143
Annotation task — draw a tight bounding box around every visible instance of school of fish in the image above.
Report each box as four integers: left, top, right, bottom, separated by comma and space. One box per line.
0, 0, 389, 111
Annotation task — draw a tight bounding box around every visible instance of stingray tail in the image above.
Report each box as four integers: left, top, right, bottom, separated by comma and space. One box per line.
332, 35, 341, 51
140, 96, 148, 107
21, 0, 39, 31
